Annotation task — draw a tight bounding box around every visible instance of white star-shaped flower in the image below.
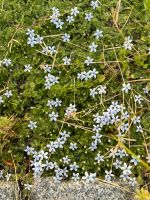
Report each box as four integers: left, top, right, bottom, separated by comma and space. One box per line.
85, 13, 93, 21
89, 42, 98, 52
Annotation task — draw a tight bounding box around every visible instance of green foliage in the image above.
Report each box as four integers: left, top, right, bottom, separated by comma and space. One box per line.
0, 0, 150, 190
144, 0, 150, 20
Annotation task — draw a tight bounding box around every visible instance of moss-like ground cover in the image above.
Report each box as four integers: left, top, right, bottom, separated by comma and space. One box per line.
0, 0, 150, 198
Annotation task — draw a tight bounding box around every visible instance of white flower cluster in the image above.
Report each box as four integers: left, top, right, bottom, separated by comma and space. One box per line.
89, 42, 98, 52
90, 0, 100, 9
53, 167, 69, 183
90, 85, 106, 97
50, 7, 64, 29
2, 58, 11, 67
47, 98, 62, 109
93, 102, 120, 127
104, 148, 138, 186
122, 83, 131, 93
62, 33, 70, 42
105, 170, 114, 182
94, 29, 103, 39
82, 172, 96, 183
123, 36, 133, 50
47, 131, 70, 152
24, 130, 72, 179
143, 86, 149, 94
0, 90, 13, 105
84, 56, 94, 65
43, 65, 52, 73
0, 170, 11, 181
25, 99, 144, 186
24, 64, 32, 72
65, 104, 77, 118
89, 133, 102, 151
25, 149, 49, 177
28, 121, 37, 130
134, 94, 143, 105
85, 13, 93, 21
25, 142, 98, 184
66, 7, 79, 23
44, 73, 59, 89
121, 163, 132, 181
49, 111, 59, 121
93, 101, 143, 135
5, 90, 13, 98
0, 90, 13, 104
42, 45, 57, 56
26, 29, 43, 47
69, 142, 78, 151
77, 68, 98, 81
95, 153, 104, 164
63, 56, 71, 65
122, 83, 144, 105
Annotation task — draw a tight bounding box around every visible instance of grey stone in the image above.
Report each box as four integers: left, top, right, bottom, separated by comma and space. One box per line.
0, 181, 17, 200
0, 178, 136, 200
30, 178, 135, 200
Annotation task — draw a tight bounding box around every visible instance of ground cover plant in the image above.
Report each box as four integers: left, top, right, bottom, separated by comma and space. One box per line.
0, 0, 150, 199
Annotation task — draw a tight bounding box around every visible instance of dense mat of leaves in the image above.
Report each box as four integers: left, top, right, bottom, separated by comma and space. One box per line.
0, 0, 150, 191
